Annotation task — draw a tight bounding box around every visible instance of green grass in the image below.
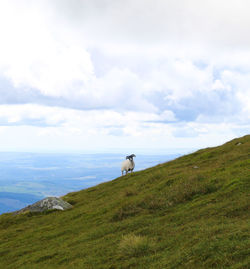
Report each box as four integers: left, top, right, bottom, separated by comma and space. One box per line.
0, 135, 249, 268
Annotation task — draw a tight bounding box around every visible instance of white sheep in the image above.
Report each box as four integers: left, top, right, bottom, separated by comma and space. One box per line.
121, 154, 136, 176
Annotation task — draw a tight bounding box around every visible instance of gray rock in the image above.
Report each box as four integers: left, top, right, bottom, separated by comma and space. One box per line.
193, 165, 199, 169
13, 197, 72, 215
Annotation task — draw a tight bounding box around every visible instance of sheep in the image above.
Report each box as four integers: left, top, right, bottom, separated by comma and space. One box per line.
121, 154, 136, 176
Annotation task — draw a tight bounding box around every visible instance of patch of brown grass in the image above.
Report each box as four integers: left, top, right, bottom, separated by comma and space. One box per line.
118, 234, 154, 258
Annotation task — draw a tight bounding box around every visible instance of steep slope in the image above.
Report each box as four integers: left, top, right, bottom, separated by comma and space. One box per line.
0, 135, 249, 269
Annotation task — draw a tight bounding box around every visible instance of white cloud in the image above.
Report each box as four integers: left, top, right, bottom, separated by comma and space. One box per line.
0, 103, 248, 152
0, 2, 94, 98
0, 1, 249, 152
43, 0, 250, 50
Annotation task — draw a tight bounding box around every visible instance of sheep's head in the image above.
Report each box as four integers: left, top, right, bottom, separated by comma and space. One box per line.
126, 154, 136, 160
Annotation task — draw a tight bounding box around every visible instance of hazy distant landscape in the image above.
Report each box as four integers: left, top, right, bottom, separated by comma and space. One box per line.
0, 152, 180, 214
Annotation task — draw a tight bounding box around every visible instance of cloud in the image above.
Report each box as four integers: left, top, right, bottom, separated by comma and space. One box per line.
44, 0, 250, 50
0, 104, 65, 127
0, 1, 249, 151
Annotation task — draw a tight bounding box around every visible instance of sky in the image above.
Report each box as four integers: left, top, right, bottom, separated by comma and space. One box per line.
0, 0, 249, 153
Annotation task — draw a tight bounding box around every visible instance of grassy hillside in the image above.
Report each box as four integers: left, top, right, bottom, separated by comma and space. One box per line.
0, 135, 249, 269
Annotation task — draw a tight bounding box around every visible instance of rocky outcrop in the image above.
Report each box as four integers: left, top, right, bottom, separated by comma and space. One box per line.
13, 197, 72, 215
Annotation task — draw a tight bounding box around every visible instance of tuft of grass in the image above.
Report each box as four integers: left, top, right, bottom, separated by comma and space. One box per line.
123, 188, 138, 197
112, 203, 142, 221
118, 234, 154, 258
138, 195, 167, 211
166, 175, 217, 205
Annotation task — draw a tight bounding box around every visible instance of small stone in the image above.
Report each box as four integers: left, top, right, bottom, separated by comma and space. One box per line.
193, 165, 199, 169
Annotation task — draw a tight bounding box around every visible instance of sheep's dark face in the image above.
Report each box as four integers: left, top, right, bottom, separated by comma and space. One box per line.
126, 154, 136, 160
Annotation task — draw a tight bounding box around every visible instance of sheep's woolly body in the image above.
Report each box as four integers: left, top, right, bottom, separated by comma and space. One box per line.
121, 159, 135, 176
